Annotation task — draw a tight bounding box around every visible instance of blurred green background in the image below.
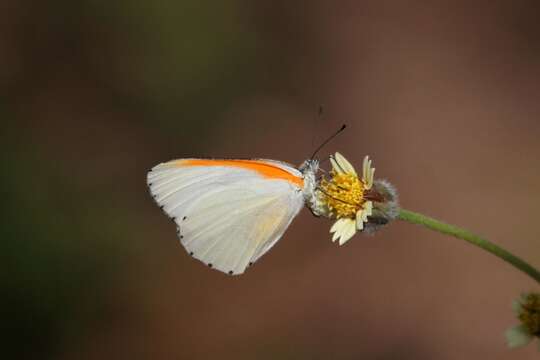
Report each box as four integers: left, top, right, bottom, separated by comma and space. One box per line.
3, 1, 540, 359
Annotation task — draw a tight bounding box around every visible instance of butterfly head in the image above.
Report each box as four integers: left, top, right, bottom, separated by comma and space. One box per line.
299, 159, 328, 217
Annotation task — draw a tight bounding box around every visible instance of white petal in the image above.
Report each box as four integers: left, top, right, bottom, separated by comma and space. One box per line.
331, 219, 349, 242
505, 324, 533, 348
335, 152, 356, 175
330, 218, 348, 233
356, 211, 365, 230
362, 156, 368, 181
361, 212, 368, 223
338, 219, 357, 245
364, 201, 373, 214
338, 232, 354, 245
366, 168, 375, 189
330, 157, 344, 174
362, 156, 375, 189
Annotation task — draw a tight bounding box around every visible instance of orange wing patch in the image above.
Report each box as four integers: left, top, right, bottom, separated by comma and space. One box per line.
175, 159, 304, 187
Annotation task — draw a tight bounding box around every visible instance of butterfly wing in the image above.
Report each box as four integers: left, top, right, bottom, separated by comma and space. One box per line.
147, 159, 305, 275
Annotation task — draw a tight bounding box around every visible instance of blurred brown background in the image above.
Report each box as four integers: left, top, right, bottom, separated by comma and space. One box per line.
3, 1, 540, 359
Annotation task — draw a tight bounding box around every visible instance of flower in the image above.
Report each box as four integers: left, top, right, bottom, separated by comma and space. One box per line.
319, 153, 375, 245
505, 292, 540, 350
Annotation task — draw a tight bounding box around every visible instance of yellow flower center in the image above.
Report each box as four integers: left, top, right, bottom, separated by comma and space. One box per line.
320, 171, 365, 219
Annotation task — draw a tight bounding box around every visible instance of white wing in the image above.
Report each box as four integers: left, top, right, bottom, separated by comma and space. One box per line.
147, 159, 304, 275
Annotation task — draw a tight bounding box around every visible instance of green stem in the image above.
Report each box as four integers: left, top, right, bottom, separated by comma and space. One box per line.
397, 208, 540, 284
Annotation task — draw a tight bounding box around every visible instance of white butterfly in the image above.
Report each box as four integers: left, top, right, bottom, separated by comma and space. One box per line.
147, 158, 323, 275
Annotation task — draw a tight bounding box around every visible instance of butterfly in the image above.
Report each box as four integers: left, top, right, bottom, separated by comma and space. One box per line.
147, 157, 322, 275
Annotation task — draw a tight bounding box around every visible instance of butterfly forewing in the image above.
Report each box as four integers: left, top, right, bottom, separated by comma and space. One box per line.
147, 159, 305, 275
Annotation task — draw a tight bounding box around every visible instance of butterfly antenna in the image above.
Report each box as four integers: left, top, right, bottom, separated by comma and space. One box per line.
310, 124, 347, 160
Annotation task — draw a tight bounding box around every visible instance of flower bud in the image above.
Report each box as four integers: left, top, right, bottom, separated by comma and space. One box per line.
363, 179, 400, 234
506, 292, 540, 350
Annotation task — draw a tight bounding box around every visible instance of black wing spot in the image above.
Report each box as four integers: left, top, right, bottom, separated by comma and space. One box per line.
180, 235, 184, 239
182, 216, 187, 221
148, 182, 153, 186
208, 263, 213, 268
189, 252, 194, 256
228, 271, 233, 275
159, 205, 164, 210
172, 217, 177, 221
248, 262, 253, 267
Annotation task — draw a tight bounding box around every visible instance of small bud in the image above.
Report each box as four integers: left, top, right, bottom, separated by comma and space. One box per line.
505, 292, 540, 350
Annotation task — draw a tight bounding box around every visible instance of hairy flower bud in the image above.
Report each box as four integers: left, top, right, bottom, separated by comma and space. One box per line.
506, 292, 540, 350
363, 179, 399, 234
